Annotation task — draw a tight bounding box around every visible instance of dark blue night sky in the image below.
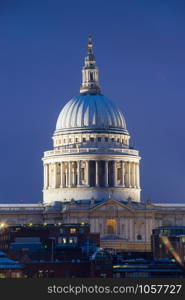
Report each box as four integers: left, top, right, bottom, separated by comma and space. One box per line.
0, 0, 185, 203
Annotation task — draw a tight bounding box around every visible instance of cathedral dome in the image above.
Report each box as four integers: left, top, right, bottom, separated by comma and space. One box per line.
55, 94, 127, 133
55, 36, 128, 135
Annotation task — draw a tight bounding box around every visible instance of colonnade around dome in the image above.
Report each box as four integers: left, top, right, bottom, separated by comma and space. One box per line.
43, 160, 140, 190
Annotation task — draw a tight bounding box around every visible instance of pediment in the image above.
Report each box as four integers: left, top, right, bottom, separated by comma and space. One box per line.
90, 199, 133, 213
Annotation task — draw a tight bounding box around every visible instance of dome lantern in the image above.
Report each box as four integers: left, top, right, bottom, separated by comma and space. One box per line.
80, 36, 101, 95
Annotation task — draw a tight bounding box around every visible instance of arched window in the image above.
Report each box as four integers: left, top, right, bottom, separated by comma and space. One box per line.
90, 72, 93, 81
106, 219, 116, 234
137, 234, 142, 240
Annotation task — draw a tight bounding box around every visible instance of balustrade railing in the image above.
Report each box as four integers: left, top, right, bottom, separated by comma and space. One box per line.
44, 148, 138, 157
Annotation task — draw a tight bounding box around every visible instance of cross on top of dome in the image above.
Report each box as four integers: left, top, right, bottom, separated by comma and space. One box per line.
87, 35, 93, 54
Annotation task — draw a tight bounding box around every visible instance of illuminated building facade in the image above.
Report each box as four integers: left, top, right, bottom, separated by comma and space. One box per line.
0, 38, 185, 252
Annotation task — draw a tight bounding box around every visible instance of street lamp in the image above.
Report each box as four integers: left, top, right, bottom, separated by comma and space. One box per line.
0, 222, 7, 229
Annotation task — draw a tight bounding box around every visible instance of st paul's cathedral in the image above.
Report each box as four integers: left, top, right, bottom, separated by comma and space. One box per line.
0, 37, 185, 252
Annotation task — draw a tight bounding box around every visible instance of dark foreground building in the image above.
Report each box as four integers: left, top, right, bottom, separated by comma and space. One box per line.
0, 223, 99, 261
0, 251, 24, 278
151, 226, 185, 268
113, 258, 185, 278
0, 223, 114, 278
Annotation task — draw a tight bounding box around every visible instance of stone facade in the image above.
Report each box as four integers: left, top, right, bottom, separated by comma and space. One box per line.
0, 201, 185, 251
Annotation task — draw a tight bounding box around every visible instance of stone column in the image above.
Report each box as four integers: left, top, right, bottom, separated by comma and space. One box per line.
131, 163, 133, 188
77, 161, 81, 186
113, 161, 117, 186
47, 164, 50, 188
44, 164, 48, 189
136, 162, 140, 188
121, 161, 125, 187
68, 162, 72, 187
130, 162, 132, 188
132, 163, 136, 188
65, 165, 68, 187
125, 218, 128, 240
129, 217, 134, 241
86, 160, 90, 186
52, 163, 57, 188
72, 163, 76, 186
128, 162, 131, 188
60, 162, 64, 188
95, 161, 99, 187
48, 164, 51, 188
105, 160, 109, 187
135, 162, 137, 188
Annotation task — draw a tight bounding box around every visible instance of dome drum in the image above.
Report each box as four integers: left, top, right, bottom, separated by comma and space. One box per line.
42, 157, 141, 204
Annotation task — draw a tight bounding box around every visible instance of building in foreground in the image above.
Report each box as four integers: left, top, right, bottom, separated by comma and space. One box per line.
0, 223, 99, 260
0, 37, 185, 252
0, 251, 23, 278
152, 226, 185, 265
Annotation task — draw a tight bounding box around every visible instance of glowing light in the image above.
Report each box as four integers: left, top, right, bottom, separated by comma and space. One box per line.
0, 222, 7, 229
160, 236, 184, 268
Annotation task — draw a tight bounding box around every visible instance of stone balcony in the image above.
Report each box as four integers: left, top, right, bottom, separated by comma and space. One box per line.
44, 147, 139, 157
